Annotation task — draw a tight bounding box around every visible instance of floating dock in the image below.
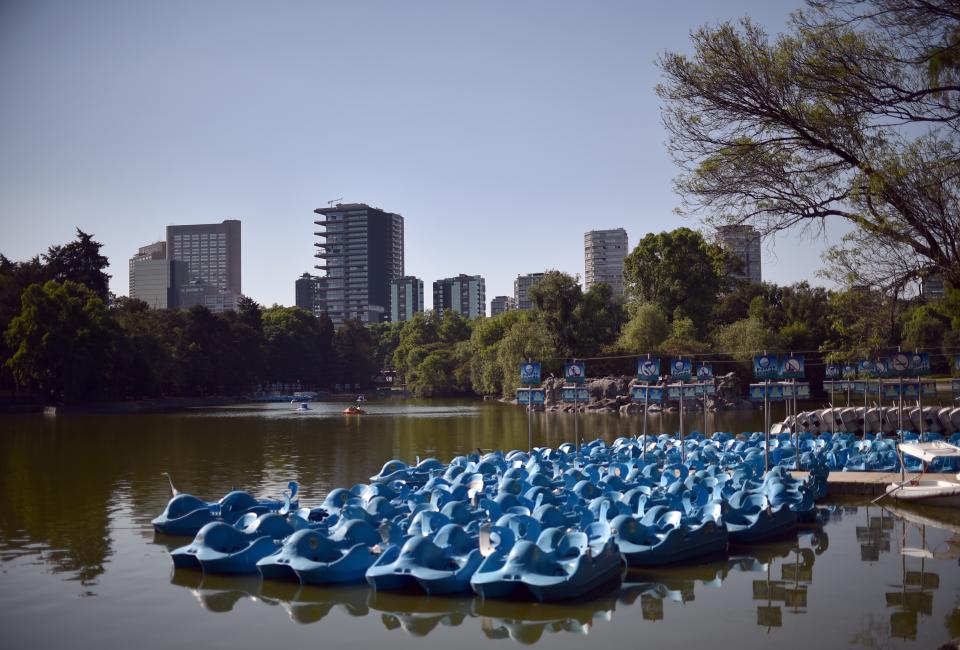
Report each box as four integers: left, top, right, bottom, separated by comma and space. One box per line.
791, 471, 960, 497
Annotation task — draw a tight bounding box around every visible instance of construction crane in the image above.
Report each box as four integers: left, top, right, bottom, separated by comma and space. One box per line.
327, 198, 342, 208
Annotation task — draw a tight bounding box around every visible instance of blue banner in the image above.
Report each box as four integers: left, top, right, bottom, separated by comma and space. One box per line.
630, 385, 664, 403
695, 363, 714, 381
753, 354, 779, 380
749, 383, 784, 401
779, 356, 805, 379
825, 364, 841, 380
842, 363, 857, 379
693, 383, 717, 397
669, 358, 692, 381
636, 357, 661, 383
781, 382, 810, 399
561, 387, 589, 402
871, 357, 891, 378
666, 385, 681, 400
563, 361, 585, 385
955, 355, 960, 375
520, 362, 541, 385
516, 388, 545, 404
889, 353, 911, 377
953, 378, 960, 395
909, 352, 931, 376
681, 385, 698, 399
881, 383, 899, 400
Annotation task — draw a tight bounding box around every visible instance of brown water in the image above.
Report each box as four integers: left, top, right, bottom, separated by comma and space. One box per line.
1, 399, 958, 649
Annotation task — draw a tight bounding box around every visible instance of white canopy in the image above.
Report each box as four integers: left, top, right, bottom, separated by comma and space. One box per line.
899, 441, 960, 463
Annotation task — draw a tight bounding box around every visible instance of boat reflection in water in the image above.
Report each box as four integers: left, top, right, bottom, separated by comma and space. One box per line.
166, 530, 832, 642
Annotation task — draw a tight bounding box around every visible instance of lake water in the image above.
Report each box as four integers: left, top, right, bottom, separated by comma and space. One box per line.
1, 399, 958, 649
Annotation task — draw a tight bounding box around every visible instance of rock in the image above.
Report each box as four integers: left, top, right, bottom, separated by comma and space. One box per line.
620, 403, 640, 416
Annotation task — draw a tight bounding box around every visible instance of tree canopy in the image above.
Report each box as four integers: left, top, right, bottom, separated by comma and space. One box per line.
658, 0, 960, 290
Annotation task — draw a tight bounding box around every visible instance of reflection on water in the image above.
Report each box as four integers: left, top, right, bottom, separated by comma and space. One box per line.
1, 402, 959, 649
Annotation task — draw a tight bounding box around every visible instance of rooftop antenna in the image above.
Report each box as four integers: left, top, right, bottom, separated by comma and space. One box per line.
327, 198, 342, 208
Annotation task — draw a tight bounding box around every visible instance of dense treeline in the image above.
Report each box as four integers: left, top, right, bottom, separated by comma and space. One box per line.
0, 230, 375, 402
2, 227, 958, 403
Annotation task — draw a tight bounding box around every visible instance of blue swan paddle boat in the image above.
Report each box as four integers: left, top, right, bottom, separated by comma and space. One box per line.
610, 505, 728, 567
366, 523, 481, 595
170, 512, 294, 574
723, 493, 797, 544
152, 475, 298, 536
470, 527, 622, 602
256, 519, 381, 585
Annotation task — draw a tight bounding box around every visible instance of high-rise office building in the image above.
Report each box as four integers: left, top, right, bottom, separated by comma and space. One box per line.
295, 273, 321, 313
391, 276, 424, 323
584, 228, 628, 297
129, 242, 172, 309
166, 219, 242, 310
129, 241, 166, 302
490, 295, 516, 316
514, 273, 545, 310
313, 203, 404, 326
433, 274, 486, 319
716, 224, 762, 283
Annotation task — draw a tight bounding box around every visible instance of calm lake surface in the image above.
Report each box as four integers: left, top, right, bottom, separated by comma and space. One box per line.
1, 399, 958, 649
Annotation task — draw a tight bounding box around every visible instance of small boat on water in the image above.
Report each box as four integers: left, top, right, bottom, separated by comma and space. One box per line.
296, 402, 311, 412
343, 406, 365, 415
885, 441, 960, 507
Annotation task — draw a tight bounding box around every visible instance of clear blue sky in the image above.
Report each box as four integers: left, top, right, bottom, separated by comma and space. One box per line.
0, 0, 846, 310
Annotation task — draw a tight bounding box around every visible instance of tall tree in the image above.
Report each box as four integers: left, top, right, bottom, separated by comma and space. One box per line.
622, 228, 731, 333
43, 229, 111, 299
4, 281, 118, 401
658, 0, 960, 288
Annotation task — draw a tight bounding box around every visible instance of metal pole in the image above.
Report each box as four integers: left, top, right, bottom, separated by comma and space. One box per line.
642, 385, 649, 463
679, 381, 685, 464
863, 376, 869, 437
764, 378, 770, 474
794, 379, 799, 472
572, 386, 578, 456
830, 381, 836, 437
527, 389, 533, 453
917, 370, 924, 442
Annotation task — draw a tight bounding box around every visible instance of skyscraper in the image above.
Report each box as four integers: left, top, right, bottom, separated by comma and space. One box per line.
166, 219, 241, 293
716, 224, 762, 283
433, 274, 486, 319
391, 276, 424, 323
313, 203, 404, 326
295, 273, 320, 313
584, 228, 628, 297
514, 273, 545, 310
490, 295, 516, 316
129, 241, 173, 309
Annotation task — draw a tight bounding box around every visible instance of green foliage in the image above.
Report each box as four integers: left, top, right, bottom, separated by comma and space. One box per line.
4, 280, 118, 401
262, 306, 332, 386
616, 302, 669, 353
622, 228, 732, 333
714, 317, 779, 362
659, 316, 708, 356
42, 229, 111, 300
334, 319, 377, 387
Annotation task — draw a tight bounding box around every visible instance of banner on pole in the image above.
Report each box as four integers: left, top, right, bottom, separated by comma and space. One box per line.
779, 356, 805, 379
520, 362, 541, 385
753, 354, 779, 380
667, 385, 681, 400
842, 363, 857, 378
631, 385, 664, 403
881, 383, 899, 400
871, 358, 891, 378
749, 383, 783, 401
562, 387, 589, 402
952, 378, 960, 395
516, 388, 545, 404
695, 363, 714, 381
669, 359, 692, 381
636, 357, 661, 383
909, 352, 931, 376
694, 383, 717, 396
563, 361, 585, 385
781, 382, 810, 399
825, 364, 841, 380
681, 384, 698, 399
954, 355, 960, 375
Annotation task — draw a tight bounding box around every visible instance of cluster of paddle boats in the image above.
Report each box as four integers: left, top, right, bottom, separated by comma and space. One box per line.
776, 406, 960, 435
154, 433, 836, 602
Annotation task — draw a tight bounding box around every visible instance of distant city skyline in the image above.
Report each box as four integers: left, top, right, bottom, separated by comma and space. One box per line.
0, 0, 850, 311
